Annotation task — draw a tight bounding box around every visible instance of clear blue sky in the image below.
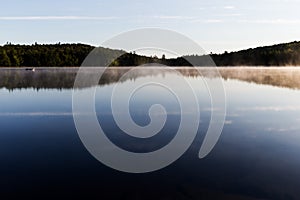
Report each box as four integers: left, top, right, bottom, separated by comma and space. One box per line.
1, 0, 300, 53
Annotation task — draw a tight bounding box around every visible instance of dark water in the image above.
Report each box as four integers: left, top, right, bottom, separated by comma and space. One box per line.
1, 67, 300, 199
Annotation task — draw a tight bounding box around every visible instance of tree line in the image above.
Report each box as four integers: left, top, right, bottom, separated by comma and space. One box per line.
1, 41, 300, 67
210, 41, 300, 66
0, 43, 124, 67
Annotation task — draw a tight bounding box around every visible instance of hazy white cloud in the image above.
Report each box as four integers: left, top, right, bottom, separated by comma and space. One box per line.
224, 6, 235, 9
191, 19, 223, 23
152, 15, 196, 20
238, 19, 300, 24
214, 13, 242, 17
149, 15, 223, 23
0, 16, 118, 20
204, 19, 223, 23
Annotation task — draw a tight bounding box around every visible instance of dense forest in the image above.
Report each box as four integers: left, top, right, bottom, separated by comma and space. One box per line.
0, 43, 124, 67
211, 41, 300, 66
1, 41, 300, 67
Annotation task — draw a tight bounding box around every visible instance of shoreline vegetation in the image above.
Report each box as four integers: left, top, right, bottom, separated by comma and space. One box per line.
1, 41, 300, 67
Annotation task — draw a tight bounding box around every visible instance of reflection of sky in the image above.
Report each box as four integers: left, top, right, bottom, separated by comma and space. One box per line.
1, 73, 300, 133
222, 79, 300, 138
0, 88, 72, 113
1, 73, 300, 136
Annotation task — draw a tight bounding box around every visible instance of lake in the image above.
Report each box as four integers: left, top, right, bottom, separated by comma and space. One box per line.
1, 67, 300, 199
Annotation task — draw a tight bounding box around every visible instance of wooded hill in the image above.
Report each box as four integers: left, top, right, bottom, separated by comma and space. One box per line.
1, 41, 300, 67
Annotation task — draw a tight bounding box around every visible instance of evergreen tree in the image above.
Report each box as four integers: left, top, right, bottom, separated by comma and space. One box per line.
0, 50, 11, 66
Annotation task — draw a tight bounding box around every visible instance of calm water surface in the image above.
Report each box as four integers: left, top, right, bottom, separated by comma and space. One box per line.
1, 67, 300, 199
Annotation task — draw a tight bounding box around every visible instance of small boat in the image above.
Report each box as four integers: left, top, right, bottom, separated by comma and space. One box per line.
25, 68, 35, 72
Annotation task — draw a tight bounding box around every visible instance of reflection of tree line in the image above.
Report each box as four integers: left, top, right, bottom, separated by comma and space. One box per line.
0, 69, 78, 90
0, 68, 154, 90
218, 68, 300, 90
1, 67, 300, 90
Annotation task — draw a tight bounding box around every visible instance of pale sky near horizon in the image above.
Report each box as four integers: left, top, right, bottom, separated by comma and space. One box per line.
1, 0, 300, 54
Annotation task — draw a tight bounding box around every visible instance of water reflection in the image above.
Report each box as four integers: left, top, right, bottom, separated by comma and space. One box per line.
1, 67, 300, 90
1, 67, 300, 199
219, 67, 300, 90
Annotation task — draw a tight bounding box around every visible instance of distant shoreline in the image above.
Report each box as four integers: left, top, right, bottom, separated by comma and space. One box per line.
1, 41, 300, 67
